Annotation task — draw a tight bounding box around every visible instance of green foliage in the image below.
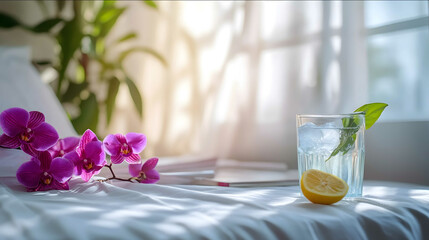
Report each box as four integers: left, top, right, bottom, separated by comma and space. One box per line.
0, 12, 62, 32
325, 116, 360, 162
0, 1, 166, 136
119, 47, 168, 67
95, 7, 126, 38
115, 32, 137, 44
126, 77, 144, 118
143, 1, 158, 9
56, 0, 66, 14
30, 18, 63, 33
61, 81, 89, 103
56, 16, 83, 97
0, 12, 21, 28
72, 93, 99, 134
354, 103, 388, 130
326, 103, 388, 161
106, 77, 121, 125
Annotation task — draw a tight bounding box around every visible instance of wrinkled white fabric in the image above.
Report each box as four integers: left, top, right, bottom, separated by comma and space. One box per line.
0, 149, 31, 178
0, 177, 428, 240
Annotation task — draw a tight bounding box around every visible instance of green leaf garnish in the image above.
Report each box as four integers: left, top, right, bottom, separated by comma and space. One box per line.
326, 103, 388, 161
354, 103, 388, 130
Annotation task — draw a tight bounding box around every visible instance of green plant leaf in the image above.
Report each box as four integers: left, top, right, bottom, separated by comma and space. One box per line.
143, 0, 158, 9
98, 7, 123, 23
103, 0, 117, 8
354, 103, 388, 130
71, 93, 99, 134
93, 2, 115, 24
56, 17, 83, 97
56, 0, 66, 14
94, 7, 126, 38
115, 32, 137, 44
125, 77, 143, 118
119, 47, 168, 67
98, 58, 116, 70
326, 103, 388, 161
36, 0, 49, 17
325, 124, 359, 162
0, 12, 21, 28
326, 129, 357, 161
32, 60, 52, 66
96, 58, 117, 80
61, 81, 89, 103
30, 18, 63, 33
105, 77, 121, 125
95, 38, 106, 56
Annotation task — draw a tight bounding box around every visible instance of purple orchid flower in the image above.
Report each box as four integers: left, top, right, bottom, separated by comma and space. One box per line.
64, 129, 106, 182
48, 136, 80, 158
0, 107, 59, 156
16, 151, 74, 191
129, 158, 160, 184
103, 133, 147, 164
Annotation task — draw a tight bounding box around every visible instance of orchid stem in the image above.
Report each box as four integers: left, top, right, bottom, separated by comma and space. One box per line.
104, 163, 116, 178
101, 163, 138, 183
105, 177, 134, 182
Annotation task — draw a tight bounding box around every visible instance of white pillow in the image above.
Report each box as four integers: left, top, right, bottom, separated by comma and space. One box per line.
0, 46, 76, 138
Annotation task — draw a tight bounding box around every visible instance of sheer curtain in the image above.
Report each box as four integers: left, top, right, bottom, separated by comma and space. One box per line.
107, 1, 367, 168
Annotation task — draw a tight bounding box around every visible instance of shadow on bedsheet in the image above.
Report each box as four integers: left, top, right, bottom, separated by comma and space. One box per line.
1, 176, 429, 239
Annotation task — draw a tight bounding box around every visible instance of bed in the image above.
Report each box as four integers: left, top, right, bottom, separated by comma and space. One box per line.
1, 46, 429, 239
1, 170, 429, 239
1, 149, 429, 240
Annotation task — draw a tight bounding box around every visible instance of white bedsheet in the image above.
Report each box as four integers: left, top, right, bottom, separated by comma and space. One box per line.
1, 176, 429, 240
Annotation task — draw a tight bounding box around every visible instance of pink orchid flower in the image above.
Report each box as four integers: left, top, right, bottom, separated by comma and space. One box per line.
129, 158, 160, 184
64, 129, 106, 182
103, 133, 147, 164
0, 107, 59, 156
48, 136, 80, 158
16, 151, 74, 191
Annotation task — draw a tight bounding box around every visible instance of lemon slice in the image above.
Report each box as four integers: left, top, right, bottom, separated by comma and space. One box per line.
300, 169, 349, 205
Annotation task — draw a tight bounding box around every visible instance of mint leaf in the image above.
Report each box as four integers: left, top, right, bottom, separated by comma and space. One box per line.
354, 103, 388, 130
325, 103, 388, 161
325, 117, 360, 161
326, 128, 357, 161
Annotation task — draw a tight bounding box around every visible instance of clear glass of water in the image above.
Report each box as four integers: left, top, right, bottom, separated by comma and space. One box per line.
296, 113, 365, 197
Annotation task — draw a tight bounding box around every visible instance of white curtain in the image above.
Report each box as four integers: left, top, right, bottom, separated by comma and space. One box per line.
106, 1, 368, 168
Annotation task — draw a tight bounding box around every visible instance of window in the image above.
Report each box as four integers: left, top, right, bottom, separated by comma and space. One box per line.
365, 1, 429, 121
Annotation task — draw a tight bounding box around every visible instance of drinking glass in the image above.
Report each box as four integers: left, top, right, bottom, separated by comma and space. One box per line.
296, 113, 365, 197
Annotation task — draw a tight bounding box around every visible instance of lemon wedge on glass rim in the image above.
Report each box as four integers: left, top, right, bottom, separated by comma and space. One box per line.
300, 169, 349, 205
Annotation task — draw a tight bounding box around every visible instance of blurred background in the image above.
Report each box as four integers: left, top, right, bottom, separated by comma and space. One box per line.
0, 1, 428, 183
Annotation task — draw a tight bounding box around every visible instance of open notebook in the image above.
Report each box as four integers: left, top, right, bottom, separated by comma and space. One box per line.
194, 170, 299, 187
158, 158, 299, 187
96, 155, 298, 186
